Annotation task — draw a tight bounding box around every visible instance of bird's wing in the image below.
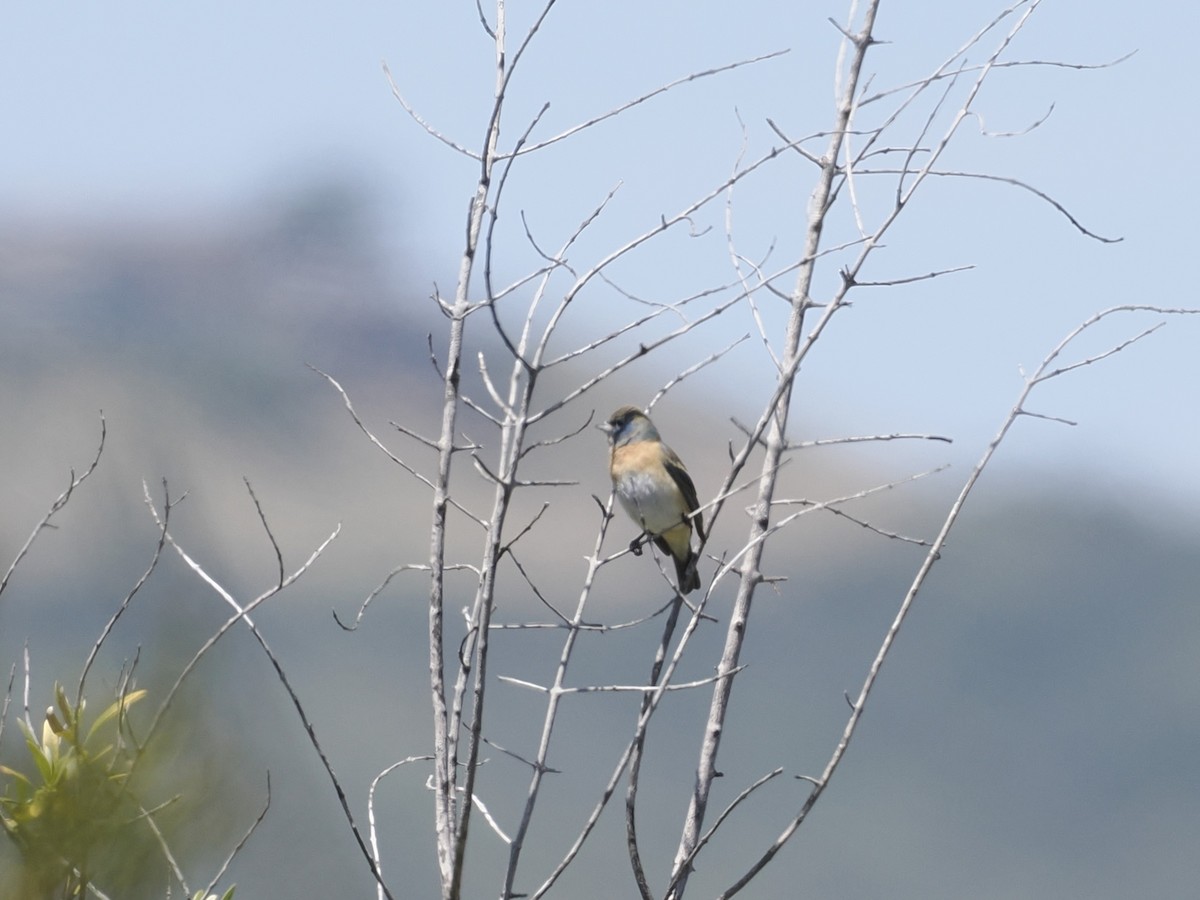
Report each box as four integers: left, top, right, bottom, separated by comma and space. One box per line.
663, 450, 704, 542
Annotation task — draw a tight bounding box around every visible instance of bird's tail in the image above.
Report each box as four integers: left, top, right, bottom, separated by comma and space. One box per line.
653, 534, 701, 594
674, 550, 700, 594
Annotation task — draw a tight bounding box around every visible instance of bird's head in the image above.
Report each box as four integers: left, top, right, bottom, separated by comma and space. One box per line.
599, 405, 660, 448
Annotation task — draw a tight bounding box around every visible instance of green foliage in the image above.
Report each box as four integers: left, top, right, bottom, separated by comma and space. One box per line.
0, 683, 151, 897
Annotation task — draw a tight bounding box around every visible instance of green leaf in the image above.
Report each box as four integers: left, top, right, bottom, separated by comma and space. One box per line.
85, 689, 147, 744
54, 683, 74, 729
0, 764, 34, 788
21, 729, 54, 785
191, 887, 236, 900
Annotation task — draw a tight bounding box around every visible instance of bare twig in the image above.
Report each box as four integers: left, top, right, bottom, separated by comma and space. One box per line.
852, 167, 1120, 242
506, 50, 790, 158
729, 419, 955, 450
497, 669, 740, 694
664, 768, 785, 899
852, 263, 975, 286
369, 757, 434, 900
0, 663, 15, 751
138, 800, 189, 894
244, 477, 285, 588
647, 335, 751, 412
859, 51, 1137, 107
77, 480, 173, 708
333, 563, 480, 632
382, 61, 479, 160
197, 773, 272, 900
309, 365, 487, 528
1, 413, 106, 603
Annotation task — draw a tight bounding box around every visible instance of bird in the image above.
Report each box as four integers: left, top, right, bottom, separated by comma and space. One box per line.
601, 405, 705, 594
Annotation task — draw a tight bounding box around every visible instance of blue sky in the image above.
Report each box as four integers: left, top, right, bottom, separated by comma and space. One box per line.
3, 0, 1197, 511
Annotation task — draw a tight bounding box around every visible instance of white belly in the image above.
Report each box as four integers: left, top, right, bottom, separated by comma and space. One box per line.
616, 470, 682, 535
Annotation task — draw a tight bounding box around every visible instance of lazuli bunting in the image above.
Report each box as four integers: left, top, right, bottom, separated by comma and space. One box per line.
601, 406, 705, 594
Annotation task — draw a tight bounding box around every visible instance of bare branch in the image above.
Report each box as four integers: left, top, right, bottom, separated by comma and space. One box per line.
472, 0, 496, 39
484, 100, 554, 365
724, 120, 787, 369
647, 334, 751, 412
852, 263, 975, 287
1, 412, 106, 602
1035, 320, 1166, 381
470, 790, 513, 845
427, 332, 445, 378
461, 391, 504, 426
382, 61, 480, 160
859, 50, 1137, 107
491, 257, 560, 305
138, 798, 189, 894
725, 424, 956, 451
541, 277, 738, 369
772, 478, 949, 545
22, 643, 31, 732
488, 592, 707, 632
0, 664, 16, 750
334, 563, 480, 632
310, 364, 487, 527
477, 351, 515, 417
77, 478, 172, 707
764, 118, 840, 167
483, 737, 560, 773
244, 477, 285, 588
500, 503, 551, 554
369, 757, 435, 900
664, 768, 786, 899
518, 411, 596, 460
1018, 409, 1078, 427
197, 773, 272, 900
389, 419, 441, 450
497, 669, 741, 694
855, 167, 1120, 242
505, 50, 789, 158
972, 100, 1055, 138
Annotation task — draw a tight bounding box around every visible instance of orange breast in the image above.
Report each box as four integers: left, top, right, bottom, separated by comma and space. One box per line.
611, 441, 688, 538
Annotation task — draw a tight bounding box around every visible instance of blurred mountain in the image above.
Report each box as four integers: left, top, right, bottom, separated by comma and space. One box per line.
0, 182, 1196, 898
1, 177, 408, 385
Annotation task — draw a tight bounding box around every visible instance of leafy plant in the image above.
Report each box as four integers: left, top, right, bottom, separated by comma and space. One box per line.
0, 683, 148, 897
